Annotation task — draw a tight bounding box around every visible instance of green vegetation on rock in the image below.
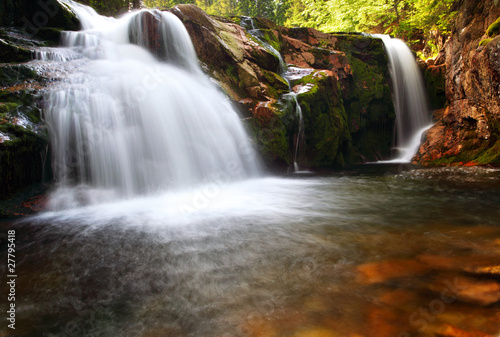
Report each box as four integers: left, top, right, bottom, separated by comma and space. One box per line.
486, 17, 500, 37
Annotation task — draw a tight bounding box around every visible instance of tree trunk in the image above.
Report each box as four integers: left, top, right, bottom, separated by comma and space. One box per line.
132, 0, 142, 9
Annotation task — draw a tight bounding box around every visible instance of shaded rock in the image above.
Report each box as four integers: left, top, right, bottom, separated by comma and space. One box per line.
0, 0, 80, 37
295, 69, 349, 167
333, 34, 395, 163
425, 64, 447, 110
0, 38, 32, 63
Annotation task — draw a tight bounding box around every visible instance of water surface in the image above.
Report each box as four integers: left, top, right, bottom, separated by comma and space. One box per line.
1, 165, 500, 337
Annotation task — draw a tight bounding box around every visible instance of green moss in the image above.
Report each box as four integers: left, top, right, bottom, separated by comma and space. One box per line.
479, 38, 493, 46
259, 29, 281, 52
0, 39, 32, 63
0, 122, 49, 198
0, 102, 20, 114
486, 17, 500, 37
245, 114, 290, 166
332, 33, 395, 163
0, 66, 40, 87
36, 28, 63, 45
425, 65, 447, 110
294, 71, 351, 167
261, 70, 288, 98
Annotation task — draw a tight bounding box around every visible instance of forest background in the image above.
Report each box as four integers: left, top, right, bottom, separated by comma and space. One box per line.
76, 0, 459, 57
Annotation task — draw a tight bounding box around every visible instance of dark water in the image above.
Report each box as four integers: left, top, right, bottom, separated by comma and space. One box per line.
1, 165, 500, 337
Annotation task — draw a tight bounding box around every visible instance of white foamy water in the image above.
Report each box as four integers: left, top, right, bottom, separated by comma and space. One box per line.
43, 1, 261, 209
375, 35, 433, 162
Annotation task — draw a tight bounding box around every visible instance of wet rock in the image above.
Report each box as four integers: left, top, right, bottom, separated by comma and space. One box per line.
356, 259, 429, 284
291, 328, 338, 337
427, 276, 500, 306
425, 64, 447, 110
416, 0, 500, 166
0, 0, 80, 36
0, 38, 32, 63
436, 324, 497, 337
332, 34, 395, 163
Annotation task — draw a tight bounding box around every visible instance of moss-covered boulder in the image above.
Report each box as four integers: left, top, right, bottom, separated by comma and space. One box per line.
332, 34, 395, 163
0, 38, 32, 63
244, 100, 292, 169
294, 70, 350, 167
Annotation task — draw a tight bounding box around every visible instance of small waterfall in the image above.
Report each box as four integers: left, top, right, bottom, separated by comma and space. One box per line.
376, 35, 433, 163
240, 17, 305, 172
42, 1, 261, 209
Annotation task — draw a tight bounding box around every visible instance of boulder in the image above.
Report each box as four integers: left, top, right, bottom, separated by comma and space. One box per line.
0, 0, 80, 37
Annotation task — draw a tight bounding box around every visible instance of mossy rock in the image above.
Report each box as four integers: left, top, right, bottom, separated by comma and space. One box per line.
36, 27, 64, 45
486, 17, 500, 37
0, 102, 20, 114
295, 71, 350, 167
244, 112, 290, 168
479, 38, 493, 46
0, 123, 49, 198
332, 33, 395, 162
0, 39, 32, 63
425, 65, 447, 110
261, 70, 289, 98
247, 36, 281, 72
0, 65, 40, 87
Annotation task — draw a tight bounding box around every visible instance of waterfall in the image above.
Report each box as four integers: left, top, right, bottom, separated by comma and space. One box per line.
42, 1, 261, 209
240, 17, 305, 172
376, 35, 433, 163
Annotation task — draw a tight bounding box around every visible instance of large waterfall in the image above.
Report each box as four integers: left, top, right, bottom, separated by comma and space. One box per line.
376, 35, 433, 163
41, 1, 261, 209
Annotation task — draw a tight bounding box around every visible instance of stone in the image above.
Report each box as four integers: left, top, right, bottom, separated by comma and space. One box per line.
356, 259, 429, 284
415, 0, 500, 166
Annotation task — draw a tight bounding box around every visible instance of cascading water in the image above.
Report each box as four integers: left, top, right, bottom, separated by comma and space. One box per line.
41, 0, 261, 209
240, 17, 305, 172
375, 35, 433, 163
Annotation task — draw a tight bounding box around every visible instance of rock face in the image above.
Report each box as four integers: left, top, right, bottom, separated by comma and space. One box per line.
172, 6, 394, 169
0, 0, 79, 210
415, 0, 500, 165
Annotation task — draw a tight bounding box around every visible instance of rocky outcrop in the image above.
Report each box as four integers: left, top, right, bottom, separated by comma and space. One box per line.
0, 0, 79, 41
415, 0, 500, 165
0, 0, 79, 212
172, 6, 394, 169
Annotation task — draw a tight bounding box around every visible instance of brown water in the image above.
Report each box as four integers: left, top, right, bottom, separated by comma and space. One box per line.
1, 165, 500, 337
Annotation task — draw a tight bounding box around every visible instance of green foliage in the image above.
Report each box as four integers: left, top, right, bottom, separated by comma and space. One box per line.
479, 38, 493, 47
486, 17, 500, 37
283, 0, 458, 42
75, 0, 142, 16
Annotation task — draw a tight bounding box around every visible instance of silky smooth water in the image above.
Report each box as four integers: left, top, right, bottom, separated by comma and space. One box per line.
2, 166, 500, 337
376, 35, 433, 163
42, 1, 261, 209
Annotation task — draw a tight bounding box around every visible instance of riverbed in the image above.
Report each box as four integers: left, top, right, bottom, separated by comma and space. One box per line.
1, 164, 499, 337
